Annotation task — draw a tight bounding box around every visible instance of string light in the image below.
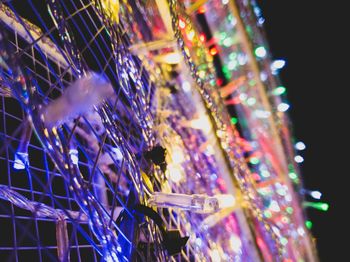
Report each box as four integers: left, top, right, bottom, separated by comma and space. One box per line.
254, 46, 267, 58
295, 141, 306, 151
272, 86, 286, 96
271, 59, 286, 71
277, 102, 290, 112
294, 155, 304, 163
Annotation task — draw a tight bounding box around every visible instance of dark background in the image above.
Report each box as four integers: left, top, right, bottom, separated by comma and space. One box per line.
257, 1, 346, 261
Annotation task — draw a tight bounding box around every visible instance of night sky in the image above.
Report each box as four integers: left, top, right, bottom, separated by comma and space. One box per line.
257, 1, 345, 261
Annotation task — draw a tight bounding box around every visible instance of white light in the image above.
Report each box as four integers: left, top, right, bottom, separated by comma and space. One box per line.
271, 59, 286, 71
191, 115, 211, 133
160, 52, 182, 64
216, 194, 236, 209
297, 227, 305, 236
239, 93, 248, 101
182, 81, 191, 92
13, 152, 28, 170
260, 71, 268, 81
294, 155, 304, 163
237, 53, 248, 65
269, 200, 281, 212
111, 147, 123, 161
222, 0, 229, 5
295, 141, 306, 151
255, 46, 267, 58
229, 235, 242, 253
169, 166, 183, 183
210, 249, 221, 262
195, 237, 202, 247
69, 149, 79, 165
258, 17, 265, 25
310, 190, 322, 200
172, 147, 185, 164
277, 102, 290, 112
254, 110, 271, 119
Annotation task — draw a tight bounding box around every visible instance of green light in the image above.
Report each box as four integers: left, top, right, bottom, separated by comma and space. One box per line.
286, 207, 293, 214
220, 32, 227, 40
280, 237, 288, 246
229, 52, 237, 60
272, 86, 286, 96
222, 66, 229, 74
231, 117, 238, 125
305, 220, 313, 229
303, 201, 329, 212
249, 79, 256, 86
288, 172, 298, 180
264, 210, 272, 218
249, 157, 260, 165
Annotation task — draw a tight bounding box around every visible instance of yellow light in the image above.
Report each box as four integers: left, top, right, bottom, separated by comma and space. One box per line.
101, 0, 120, 23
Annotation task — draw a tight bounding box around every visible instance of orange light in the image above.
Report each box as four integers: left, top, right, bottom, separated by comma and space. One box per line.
199, 33, 206, 42
198, 6, 206, 14
209, 46, 218, 56
179, 18, 186, 29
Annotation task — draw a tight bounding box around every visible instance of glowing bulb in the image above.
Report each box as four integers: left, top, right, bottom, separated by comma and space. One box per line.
272, 86, 286, 96
169, 166, 183, 183
209, 46, 219, 56
297, 227, 305, 236
172, 147, 185, 164
305, 220, 313, 229
269, 201, 281, 212
277, 102, 290, 112
246, 97, 256, 106
310, 190, 322, 200
216, 194, 236, 209
187, 30, 195, 41
182, 81, 191, 92
69, 149, 79, 165
13, 152, 28, 170
210, 248, 221, 262
195, 237, 202, 246
179, 18, 186, 29
230, 117, 238, 125
295, 141, 306, 150
260, 71, 268, 81
229, 235, 242, 253
255, 46, 267, 58
288, 172, 298, 180
160, 52, 182, 64
294, 155, 304, 163
271, 59, 286, 71
190, 115, 211, 133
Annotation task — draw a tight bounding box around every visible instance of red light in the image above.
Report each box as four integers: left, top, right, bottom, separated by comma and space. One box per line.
209, 46, 218, 56
216, 78, 223, 86
199, 33, 206, 42
179, 18, 186, 29
198, 6, 206, 14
